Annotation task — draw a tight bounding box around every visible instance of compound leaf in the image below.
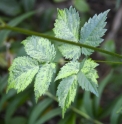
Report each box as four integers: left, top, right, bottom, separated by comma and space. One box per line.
7, 56, 39, 93
78, 59, 99, 96
54, 6, 81, 60
80, 10, 109, 56
34, 63, 56, 101
22, 36, 56, 63
55, 61, 79, 81
57, 75, 77, 117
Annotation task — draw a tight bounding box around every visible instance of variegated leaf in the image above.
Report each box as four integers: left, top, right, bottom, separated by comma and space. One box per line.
80, 10, 109, 55
34, 63, 56, 101
22, 36, 56, 63
54, 6, 81, 60
57, 75, 77, 117
7, 56, 39, 93
55, 61, 79, 81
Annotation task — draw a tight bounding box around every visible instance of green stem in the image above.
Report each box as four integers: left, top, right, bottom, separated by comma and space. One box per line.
56, 60, 122, 65
70, 106, 103, 124
94, 60, 122, 65
0, 25, 122, 59
46, 92, 103, 124
0, 18, 6, 26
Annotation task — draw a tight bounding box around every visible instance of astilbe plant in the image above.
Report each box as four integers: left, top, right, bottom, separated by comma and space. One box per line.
7, 6, 109, 117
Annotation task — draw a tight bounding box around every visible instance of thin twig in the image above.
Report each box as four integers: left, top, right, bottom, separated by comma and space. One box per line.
0, 18, 6, 26
1, 24, 122, 66
45, 92, 103, 124
0, 25, 122, 59
94, 60, 122, 65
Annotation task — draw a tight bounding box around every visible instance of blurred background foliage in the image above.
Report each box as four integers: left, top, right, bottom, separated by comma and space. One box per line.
0, 0, 122, 124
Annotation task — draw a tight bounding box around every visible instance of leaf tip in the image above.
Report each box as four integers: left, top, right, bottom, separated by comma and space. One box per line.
106, 9, 110, 13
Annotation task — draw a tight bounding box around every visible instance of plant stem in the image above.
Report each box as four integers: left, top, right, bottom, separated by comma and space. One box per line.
0, 25, 122, 59
0, 18, 6, 26
94, 60, 122, 65
46, 92, 103, 124
58, 60, 122, 65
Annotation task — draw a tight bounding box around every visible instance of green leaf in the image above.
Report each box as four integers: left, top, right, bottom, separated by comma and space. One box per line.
116, 0, 121, 10
80, 10, 110, 56
82, 92, 93, 117
110, 97, 122, 124
29, 98, 53, 124
101, 40, 116, 61
93, 70, 113, 114
57, 75, 77, 117
58, 44, 81, 60
54, 6, 80, 42
77, 59, 99, 96
35, 108, 61, 124
53, 0, 67, 2
81, 59, 99, 84
9, 117, 27, 124
99, 95, 122, 119
5, 90, 31, 124
78, 72, 98, 96
7, 56, 39, 93
0, 53, 8, 67
22, 36, 56, 63
34, 63, 56, 101
0, 90, 16, 112
0, 0, 21, 16
53, 42, 63, 62
0, 74, 8, 93
73, 0, 90, 12
21, 0, 35, 12
58, 113, 76, 124
53, 6, 81, 60
40, 9, 55, 32
55, 61, 79, 81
